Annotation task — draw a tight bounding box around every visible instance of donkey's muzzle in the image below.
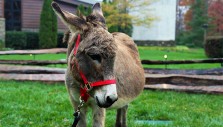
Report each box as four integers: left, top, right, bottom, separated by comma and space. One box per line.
96, 94, 118, 108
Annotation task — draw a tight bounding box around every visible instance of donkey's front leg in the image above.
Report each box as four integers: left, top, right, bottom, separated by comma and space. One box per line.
92, 105, 106, 127
77, 106, 88, 127
115, 105, 128, 127
67, 88, 88, 127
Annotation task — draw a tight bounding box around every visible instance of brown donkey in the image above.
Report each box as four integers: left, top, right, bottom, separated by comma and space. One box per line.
52, 2, 145, 127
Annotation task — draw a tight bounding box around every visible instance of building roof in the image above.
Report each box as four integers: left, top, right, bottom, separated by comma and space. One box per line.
78, 0, 101, 5
55, 0, 95, 7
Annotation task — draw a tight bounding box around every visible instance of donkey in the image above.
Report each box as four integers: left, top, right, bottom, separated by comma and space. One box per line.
52, 2, 145, 127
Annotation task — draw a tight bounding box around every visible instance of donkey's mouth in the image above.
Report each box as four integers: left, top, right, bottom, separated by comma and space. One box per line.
95, 96, 117, 108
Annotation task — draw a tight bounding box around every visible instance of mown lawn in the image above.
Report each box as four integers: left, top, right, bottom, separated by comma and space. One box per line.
0, 46, 221, 69
138, 46, 222, 69
0, 80, 223, 127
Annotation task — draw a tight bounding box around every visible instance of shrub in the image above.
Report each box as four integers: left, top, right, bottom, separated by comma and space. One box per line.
39, 0, 57, 49
5, 31, 67, 49
26, 32, 66, 49
25, 32, 39, 49
176, 31, 204, 48
0, 39, 4, 50
204, 36, 223, 58
5, 31, 27, 49
57, 33, 67, 48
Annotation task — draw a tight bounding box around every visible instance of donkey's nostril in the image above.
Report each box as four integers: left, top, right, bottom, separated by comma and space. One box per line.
106, 95, 118, 104
106, 96, 113, 103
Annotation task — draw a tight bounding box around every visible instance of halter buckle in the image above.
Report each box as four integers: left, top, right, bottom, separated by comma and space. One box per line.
81, 82, 92, 92
85, 82, 92, 91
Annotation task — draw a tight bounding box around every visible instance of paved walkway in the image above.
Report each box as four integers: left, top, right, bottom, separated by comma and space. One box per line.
0, 64, 222, 94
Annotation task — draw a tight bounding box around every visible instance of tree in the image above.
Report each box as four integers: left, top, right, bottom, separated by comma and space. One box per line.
179, 0, 194, 6
177, 0, 208, 47
102, 0, 132, 36
77, 4, 91, 16
208, 0, 223, 35
39, 0, 57, 49
77, 0, 154, 36
102, 0, 155, 36
184, 8, 193, 30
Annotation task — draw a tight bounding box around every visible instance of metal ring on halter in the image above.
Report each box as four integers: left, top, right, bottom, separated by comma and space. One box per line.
81, 82, 92, 92
85, 82, 92, 91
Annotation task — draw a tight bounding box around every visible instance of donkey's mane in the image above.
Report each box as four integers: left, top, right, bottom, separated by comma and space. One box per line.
86, 13, 107, 29
82, 28, 117, 58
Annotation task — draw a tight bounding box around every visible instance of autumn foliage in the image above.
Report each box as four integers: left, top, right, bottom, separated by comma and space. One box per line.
178, 0, 194, 31
184, 9, 192, 30
179, 0, 194, 6
208, 0, 223, 35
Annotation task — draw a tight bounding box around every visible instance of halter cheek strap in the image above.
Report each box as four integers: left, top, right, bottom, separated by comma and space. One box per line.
72, 34, 116, 102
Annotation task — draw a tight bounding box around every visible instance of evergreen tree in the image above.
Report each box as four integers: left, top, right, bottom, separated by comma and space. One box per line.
39, 0, 57, 49
77, 4, 91, 16
177, 0, 208, 47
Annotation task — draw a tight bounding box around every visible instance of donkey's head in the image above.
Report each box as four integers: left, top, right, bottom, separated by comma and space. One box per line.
52, 2, 118, 108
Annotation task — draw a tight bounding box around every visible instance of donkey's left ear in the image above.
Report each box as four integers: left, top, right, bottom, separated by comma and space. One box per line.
91, 3, 106, 25
51, 2, 88, 32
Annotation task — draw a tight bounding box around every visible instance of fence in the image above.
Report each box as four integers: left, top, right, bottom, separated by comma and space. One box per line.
0, 48, 222, 93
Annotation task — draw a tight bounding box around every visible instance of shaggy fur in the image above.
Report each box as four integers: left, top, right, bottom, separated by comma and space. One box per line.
52, 2, 145, 127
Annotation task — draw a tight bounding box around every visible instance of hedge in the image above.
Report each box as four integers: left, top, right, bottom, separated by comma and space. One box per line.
5, 31, 27, 49
205, 36, 223, 58
0, 39, 4, 50
26, 32, 39, 49
57, 33, 67, 48
5, 32, 67, 49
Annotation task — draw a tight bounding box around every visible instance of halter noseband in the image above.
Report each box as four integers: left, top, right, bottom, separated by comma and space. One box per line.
72, 34, 116, 102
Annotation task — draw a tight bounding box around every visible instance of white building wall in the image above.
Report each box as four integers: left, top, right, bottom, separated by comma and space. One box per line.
131, 0, 177, 41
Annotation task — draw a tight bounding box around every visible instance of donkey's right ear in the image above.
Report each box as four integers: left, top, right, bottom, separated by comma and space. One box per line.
51, 2, 88, 32
91, 3, 106, 25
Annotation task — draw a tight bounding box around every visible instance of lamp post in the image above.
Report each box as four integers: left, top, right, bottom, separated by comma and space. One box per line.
164, 54, 168, 70
202, 24, 208, 45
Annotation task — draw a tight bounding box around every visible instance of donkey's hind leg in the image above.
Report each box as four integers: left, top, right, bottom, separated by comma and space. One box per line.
115, 105, 128, 127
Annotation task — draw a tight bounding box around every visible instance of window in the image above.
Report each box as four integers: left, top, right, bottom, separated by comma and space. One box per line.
4, 0, 21, 31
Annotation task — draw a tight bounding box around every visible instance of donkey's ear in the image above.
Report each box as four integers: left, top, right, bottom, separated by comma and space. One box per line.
92, 3, 103, 17
51, 2, 88, 32
91, 3, 106, 25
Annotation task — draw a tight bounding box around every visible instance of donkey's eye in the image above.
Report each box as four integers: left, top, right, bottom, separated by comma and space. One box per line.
88, 54, 102, 63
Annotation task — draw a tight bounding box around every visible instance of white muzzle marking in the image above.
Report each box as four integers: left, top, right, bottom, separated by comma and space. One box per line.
94, 84, 118, 108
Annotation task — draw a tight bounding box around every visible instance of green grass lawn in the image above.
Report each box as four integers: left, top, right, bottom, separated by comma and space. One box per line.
138, 46, 222, 69
0, 80, 223, 127
0, 53, 66, 61
0, 46, 221, 69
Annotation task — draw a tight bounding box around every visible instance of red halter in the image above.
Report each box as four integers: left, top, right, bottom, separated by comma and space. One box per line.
72, 34, 116, 102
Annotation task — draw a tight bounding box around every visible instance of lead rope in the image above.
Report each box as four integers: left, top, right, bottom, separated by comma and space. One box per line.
71, 34, 83, 127
72, 97, 85, 127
